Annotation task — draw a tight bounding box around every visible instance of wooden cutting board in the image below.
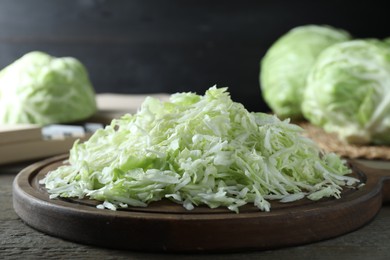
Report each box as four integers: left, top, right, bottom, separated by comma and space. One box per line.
12, 154, 390, 252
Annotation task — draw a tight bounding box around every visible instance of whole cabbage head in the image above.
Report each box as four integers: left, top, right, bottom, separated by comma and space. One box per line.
302, 39, 390, 145
260, 25, 351, 119
0, 51, 97, 125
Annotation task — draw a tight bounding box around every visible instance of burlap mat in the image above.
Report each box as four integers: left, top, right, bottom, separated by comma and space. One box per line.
297, 122, 390, 160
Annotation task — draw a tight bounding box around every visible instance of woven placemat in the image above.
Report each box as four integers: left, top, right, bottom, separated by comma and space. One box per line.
298, 122, 390, 160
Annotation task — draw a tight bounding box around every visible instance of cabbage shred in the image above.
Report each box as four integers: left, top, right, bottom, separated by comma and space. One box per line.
40, 87, 359, 212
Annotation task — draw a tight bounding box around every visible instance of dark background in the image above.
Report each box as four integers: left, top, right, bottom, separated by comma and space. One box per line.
0, 0, 389, 112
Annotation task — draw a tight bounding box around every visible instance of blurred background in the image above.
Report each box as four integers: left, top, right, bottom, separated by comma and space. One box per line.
0, 0, 389, 112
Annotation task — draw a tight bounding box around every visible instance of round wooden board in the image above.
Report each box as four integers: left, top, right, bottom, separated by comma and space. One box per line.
12, 154, 390, 252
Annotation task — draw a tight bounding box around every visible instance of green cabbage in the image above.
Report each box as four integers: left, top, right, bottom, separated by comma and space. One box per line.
40, 87, 359, 212
0, 51, 97, 125
260, 25, 351, 119
302, 39, 390, 145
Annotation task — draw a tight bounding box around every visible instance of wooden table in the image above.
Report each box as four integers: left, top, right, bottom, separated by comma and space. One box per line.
2, 94, 390, 258
2, 159, 390, 259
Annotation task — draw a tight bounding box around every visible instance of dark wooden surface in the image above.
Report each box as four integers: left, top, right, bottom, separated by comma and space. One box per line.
1, 0, 389, 112
11, 155, 389, 253
2, 159, 390, 259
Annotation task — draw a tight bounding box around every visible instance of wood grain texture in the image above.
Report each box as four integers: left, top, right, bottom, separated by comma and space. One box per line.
0, 162, 390, 260
10, 155, 390, 253
2, 162, 390, 259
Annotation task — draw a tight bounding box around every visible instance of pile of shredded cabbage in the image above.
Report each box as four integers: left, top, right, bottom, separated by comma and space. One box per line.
40, 86, 360, 212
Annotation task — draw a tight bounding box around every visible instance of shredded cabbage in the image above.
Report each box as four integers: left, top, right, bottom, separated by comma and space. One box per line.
40, 86, 360, 212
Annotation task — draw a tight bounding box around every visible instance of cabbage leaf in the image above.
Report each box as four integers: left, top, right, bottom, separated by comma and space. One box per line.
260, 25, 351, 119
0, 51, 96, 125
302, 39, 390, 145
